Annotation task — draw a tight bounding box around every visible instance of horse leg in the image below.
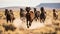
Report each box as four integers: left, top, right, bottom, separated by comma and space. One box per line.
11, 19, 13, 23
6, 19, 8, 23
42, 19, 44, 23
11, 18, 14, 23
12, 20, 13, 23
40, 19, 41, 22
40, 18, 42, 23
42, 18, 45, 23
10, 17, 14, 23
37, 16, 39, 21
36, 17, 38, 21
55, 15, 58, 20
10, 19, 11, 23
29, 20, 33, 27
6, 17, 8, 23
34, 16, 36, 21
35, 17, 37, 21
26, 20, 29, 28
29, 21, 32, 27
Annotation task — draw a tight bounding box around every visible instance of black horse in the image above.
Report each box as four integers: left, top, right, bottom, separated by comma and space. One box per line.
40, 7, 46, 23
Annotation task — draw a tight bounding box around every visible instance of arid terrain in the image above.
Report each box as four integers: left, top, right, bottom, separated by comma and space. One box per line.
0, 8, 60, 34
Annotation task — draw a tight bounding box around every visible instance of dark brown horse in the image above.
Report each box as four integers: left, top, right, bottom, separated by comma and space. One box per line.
5, 9, 11, 23
26, 11, 34, 28
35, 11, 40, 21
25, 7, 33, 28
53, 9, 58, 20
20, 8, 27, 21
9, 10, 15, 23
40, 7, 46, 23
5, 9, 15, 23
20, 8, 24, 18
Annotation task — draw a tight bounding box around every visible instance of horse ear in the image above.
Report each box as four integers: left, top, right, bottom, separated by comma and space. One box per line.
25, 7, 31, 11
34, 8, 36, 11
20, 8, 23, 11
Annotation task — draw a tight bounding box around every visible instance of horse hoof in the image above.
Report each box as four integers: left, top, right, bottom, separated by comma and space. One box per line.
29, 24, 31, 27
27, 26, 29, 28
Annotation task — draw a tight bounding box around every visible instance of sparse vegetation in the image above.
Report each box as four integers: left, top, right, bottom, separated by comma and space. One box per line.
0, 8, 60, 34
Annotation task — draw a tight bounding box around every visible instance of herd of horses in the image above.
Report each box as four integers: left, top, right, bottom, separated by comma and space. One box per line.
4, 7, 58, 28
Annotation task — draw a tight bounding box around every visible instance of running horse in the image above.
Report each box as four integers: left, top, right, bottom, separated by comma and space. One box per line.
20, 8, 24, 18
5, 9, 11, 23
5, 9, 15, 23
35, 11, 40, 21
40, 7, 46, 23
9, 10, 15, 23
53, 9, 58, 20
25, 7, 34, 28
20, 8, 27, 21
30, 11, 35, 22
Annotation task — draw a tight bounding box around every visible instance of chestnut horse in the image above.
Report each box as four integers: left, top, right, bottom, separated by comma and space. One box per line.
30, 11, 35, 22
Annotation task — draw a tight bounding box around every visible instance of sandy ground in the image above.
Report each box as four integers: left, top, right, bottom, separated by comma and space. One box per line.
0, 8, 60, 34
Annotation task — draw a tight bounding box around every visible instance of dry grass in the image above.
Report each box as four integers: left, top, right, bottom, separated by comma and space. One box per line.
0, 8, 60, 34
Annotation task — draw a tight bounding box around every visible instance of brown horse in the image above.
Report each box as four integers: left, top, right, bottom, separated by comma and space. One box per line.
5, 9, 15, 23
30, 11, 35, 21
29, 11, 35, 25
25, 7, 32, 28
5, 9, 11, 23
34, 11, 40, 21
20, 8, 25, 18
26, 11, 34, 28
53, 9, 58, 20
40, 7, 46, 23
9, 10, 15, 23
